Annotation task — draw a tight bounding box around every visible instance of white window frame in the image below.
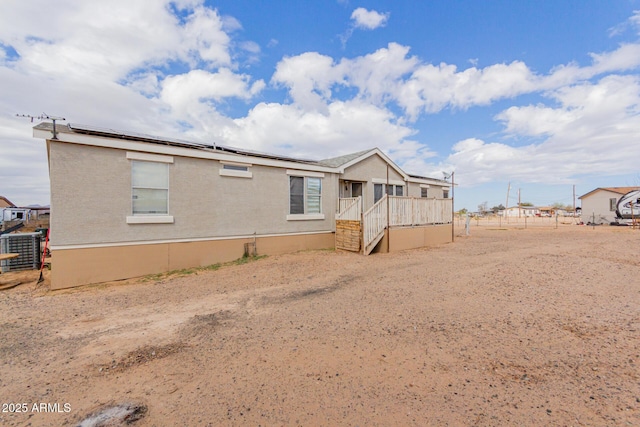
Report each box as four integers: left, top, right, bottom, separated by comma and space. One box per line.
609, 198, 617, 211
420, 184, 429, 198
126, 152, 174, 224
374, 183, 405, 203
219, 161, 252, 178
286, 170, 325, 220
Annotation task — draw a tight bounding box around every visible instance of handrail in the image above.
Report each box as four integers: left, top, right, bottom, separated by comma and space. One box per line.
388, 196, 452, 226
363, 194, 388, 251
336, 196, 361, 221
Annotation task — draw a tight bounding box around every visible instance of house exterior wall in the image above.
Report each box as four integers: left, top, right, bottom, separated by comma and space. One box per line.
49, 141, 337, 247
341, 154, 405, 210
407, 182, 422, 198
47, 140, 340, 288
580, 190, 621, 224
407, 182, 449, 199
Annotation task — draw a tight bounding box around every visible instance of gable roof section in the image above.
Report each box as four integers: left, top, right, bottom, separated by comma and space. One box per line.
320, 148, 409, 180
579, 186, 640, 199
0, 196, 16, 207
317, 149, 374, 168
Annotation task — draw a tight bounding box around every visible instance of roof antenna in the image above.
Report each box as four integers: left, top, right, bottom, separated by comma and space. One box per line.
16, 113, 66, 140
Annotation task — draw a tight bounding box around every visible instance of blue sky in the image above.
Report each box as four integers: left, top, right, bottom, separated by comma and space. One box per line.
1, 0, 640, 211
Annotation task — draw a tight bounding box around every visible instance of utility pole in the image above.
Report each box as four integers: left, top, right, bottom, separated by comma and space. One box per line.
505, 182, 511, 222
573, 184, 576, 217
518, 188, 521, 218
386, 164, 390, 252
451, 172, 455, 242
443, 171, 455, 242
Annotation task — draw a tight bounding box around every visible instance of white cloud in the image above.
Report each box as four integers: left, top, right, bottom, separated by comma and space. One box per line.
632, 10, 640, 31
162, 69, 263, 110
343, 43, 418, 105
225, 100, 417, 160
608, 10, 640, 37
452, 75, 640, 186
350, 8, 389, 30
273, 40, 640, 123
589, 43, 640, 73
272, 52, 345, 112
399, 60, 538, 118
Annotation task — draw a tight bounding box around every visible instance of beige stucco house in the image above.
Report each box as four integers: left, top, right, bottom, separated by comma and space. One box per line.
34, 123, 453, 289
579, 187, 640, 224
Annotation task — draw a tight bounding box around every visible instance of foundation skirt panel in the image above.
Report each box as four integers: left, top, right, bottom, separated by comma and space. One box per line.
388, 224, 452, 252
50, 232, 334, 289
50, 244, 170, 290
255, 232, 334, 255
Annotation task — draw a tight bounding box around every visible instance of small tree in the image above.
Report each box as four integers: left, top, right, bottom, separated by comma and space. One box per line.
490, 204, 505, 213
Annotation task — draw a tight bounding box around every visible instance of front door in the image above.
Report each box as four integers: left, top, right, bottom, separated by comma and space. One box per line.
351, 182, 362, 198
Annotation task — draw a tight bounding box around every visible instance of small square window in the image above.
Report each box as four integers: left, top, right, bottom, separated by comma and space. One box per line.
223, 164, 248, 172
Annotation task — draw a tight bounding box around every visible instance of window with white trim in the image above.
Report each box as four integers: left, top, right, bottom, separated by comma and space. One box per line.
421, 187, 428, 198
374, 184, 404, 202
223, 164, 248, 172
609, 198, 617, 211
219, 161, 253, 178
289, 176, 322, 214
131, 160, 169, 215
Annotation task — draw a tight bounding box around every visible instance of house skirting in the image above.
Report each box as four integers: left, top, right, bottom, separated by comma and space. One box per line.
49, 232, 335, 290
335, 219, 361, 252
373, 224, 452, 253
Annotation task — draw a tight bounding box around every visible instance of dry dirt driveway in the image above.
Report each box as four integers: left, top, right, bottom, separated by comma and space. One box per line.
0, 226, 638, 426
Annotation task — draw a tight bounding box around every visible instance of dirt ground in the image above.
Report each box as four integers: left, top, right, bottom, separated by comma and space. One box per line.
0, 224, 638, 426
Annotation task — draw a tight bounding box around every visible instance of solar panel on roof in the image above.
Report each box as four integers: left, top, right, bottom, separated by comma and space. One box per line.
67, 123, 214, 149
66, 123, 318, 164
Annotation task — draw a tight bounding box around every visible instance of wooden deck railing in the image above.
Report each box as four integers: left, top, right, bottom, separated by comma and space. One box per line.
344, 195, 452, 255
336, 196, 362, 221
389, 196, 452, 226
362, 194, 388, 254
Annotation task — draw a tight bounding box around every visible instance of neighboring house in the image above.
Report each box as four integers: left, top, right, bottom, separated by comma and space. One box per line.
579, 187, 640, 224
0, 196, 15, 209
34, 123, 453, 290
1, 197, 29, 228
500, 206, 539, 217
1, 207, 31, 222
26, 206, 50, 220
537, 206, 555, 217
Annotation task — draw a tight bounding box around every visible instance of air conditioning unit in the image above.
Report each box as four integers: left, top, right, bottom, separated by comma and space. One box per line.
0, 232, 41, 272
